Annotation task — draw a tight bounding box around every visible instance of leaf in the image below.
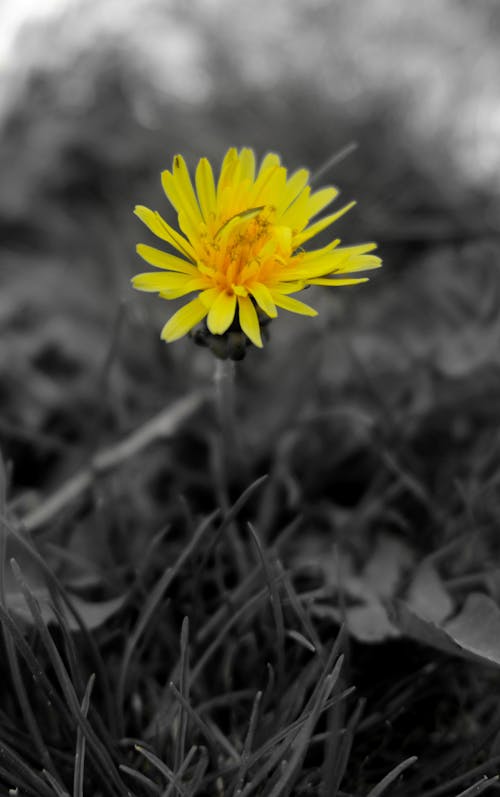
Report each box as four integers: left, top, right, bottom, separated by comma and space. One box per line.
3, 525, 126, 632
390, 593, 500, 669
65, 594, 127, 631
406, 561, 453, 624
344, 603, 400, 643
309, 534, 416, 643
311, 601, 399, 644
8, 588, 126, 632
362, 534, 415, 600
444, 594, 500, 665
389, 601, 476, 660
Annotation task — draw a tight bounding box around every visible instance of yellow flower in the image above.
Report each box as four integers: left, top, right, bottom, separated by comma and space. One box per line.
132, 148, 381, 349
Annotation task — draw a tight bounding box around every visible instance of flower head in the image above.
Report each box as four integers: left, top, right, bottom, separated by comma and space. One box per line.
132, 148, 381, 353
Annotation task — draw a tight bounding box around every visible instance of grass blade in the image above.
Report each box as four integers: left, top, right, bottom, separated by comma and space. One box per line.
43, 769, 71, 797
247, 522, 286, 692
190, 585, 272, 685
243, 655, 344, 797
118, 510, 219, 711
0, 601, 74, 730
119, 764, 161, 794
365, 755, 418, 797
325, 698, 364, 796
366, 755, 420, 797
454, 775, 500, 797
73, 674, 95, 797
195, 475, 269, 575
135, 745, 187, 796
0, 741, 55, 797
0, 522, 58, 777
9, 559, 129, 797
267, 659, 344, 797
163, 745, 198, 797
168, 682, 232, 766
232, 690, 262, 794
174, 617, 190, 773
4, 516, 118, 737
183, 749, 208, 797
280, 565, 325, 659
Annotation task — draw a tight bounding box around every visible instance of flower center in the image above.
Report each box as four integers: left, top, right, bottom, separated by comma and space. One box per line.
197, 206, 292, 294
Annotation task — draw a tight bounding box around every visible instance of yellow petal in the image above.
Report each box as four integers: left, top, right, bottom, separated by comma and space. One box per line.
207, 291, 237, 335
339, 243, 378, 256
134, 206, 195, 261
199, 287, 221, 309
254, 166, 287, 205
238, 148, 256, 182
270, 291, 318, 317
249, 283, 277, 318
226, 177, 253, 216
238, 295, 263, 348
306, 277, 369, 286
161, 170, 180, 210
159, 283, 207, 299
217, 148, 239, 196
307, 186, 338, 219
172, 154, 202, 218
177, 210, 203, 245
276, 168, 310, 216
342, 254, 382, 272
281, 254, 352, 281
249, 156, 282, 204
272, 281, 306, 295
278, 186, 311, 230
162, 157, 203, 233
293, 201, 356, 248
258, 152, 281, 176
300, 238, 341, 261
273, 225, 292, 254
288, 250, 382, 280
161, 297, 209, 342
132, 272, 201, 292
195, 157, 217, 220
136, 244, 198, 275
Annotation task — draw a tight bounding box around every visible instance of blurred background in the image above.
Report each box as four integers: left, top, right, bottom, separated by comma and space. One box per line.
1, 0, 500, 501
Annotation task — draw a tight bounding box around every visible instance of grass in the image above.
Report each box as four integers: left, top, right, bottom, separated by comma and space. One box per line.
2, 297, 500, 797
0, 461, 353, 796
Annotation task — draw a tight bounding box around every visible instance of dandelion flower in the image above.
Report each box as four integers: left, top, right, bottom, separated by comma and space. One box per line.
132, 148, 381, 352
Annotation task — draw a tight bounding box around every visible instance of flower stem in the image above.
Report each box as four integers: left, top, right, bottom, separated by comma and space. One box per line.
213, 358, 239, 462
212, 358, 247, 575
